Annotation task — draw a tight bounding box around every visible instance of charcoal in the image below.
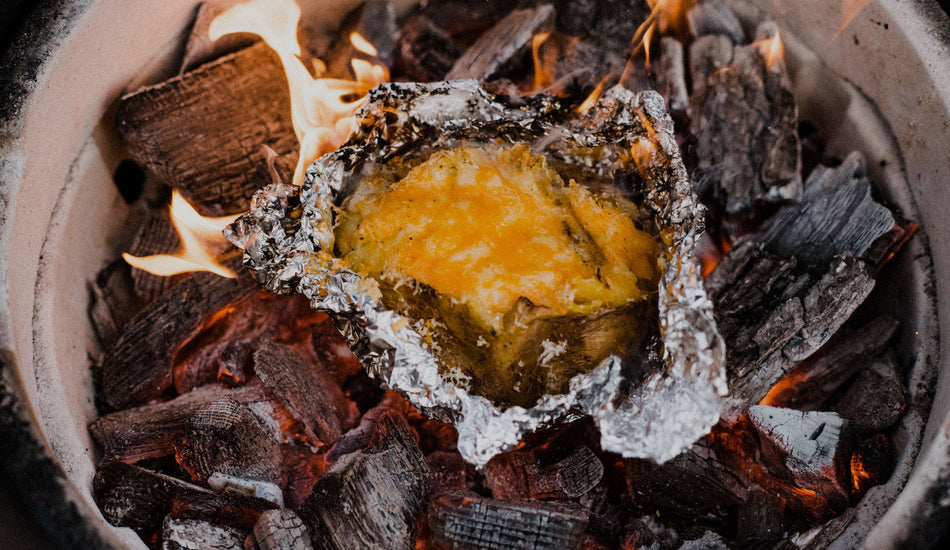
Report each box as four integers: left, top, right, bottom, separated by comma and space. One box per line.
207, 473, 283, 507
116, 42, 295, 216
394, 15, 461, 82
90, 260, 143, 347
91, 383, 269, 464
753, 152, 898, 267
761, 315, 899, 410
687, 0, 746, 44
414, 0, 514, 40
175, 397, 283, 486
324, 1, 397, 79
549, 37, 625, 93
427, 451, 469, 498
283, 449, 326, 510
483, 450, 535, 500
620, 519, 659, 550
833, 353, 908, 433
737, 488, 784, 546
690, 22, 801, 214
99, 263, 257, 410
656, 37, 689, 115
428, 491, 589, 550
251, 510, 313, 550
509, 446, 605, 500
162, 516, 246, 550
310, 315, 364, 385
584, 0, 653, 54
687, 34, 733, 98
93, 461, 275, 535
749, 406, 854, 509
548, 447, 604, 498
253, 341, 357, 446
325, 390, 408, 462
678, 530, 730, 550
180, 2, 259, 73
298, 412, 429, 550
445, 4, 556, 81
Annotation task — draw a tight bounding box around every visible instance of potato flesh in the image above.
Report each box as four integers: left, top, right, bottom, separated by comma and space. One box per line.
336, 145, 659, 333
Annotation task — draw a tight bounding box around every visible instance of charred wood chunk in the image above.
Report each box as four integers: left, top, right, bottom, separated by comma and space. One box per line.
547, 446, 604, 498
428, 491, 589, 550
753, 152, 898, 267
762, 315, 899, 410
689, 22, 801, 214
394, 15, 462, 82
446, 4, 556, 81
127, 207, 185, 303
584, 0, 653, 53
484, 450, 535, 500
549, 37, 626, 93
298, 412, 429, 550
656, 37, 689, 115
686, 0, 746, 44
325, 1, 397, 79
175, 397, 284, 487
325, 391, 408, 462
737, 488, 784, 546
250, 509, 313, 550
116, 42, 295, 216
414, 0, 515, 40
749, 406, 854, 509
90, 260, 143, 347
99, 265, 257, 411
833, 353, 908, 433
427, 451, 469, 498
162, 516, 247, 550
688, 34, 733, 99
180, 1, 259, 73
93, 461, 275, 535
678, 531, 730, 550
253, 341, 356, 446
91, 383, 269, 464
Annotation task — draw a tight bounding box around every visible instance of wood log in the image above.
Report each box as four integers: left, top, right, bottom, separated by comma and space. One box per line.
252, 341, 357, 447
175, 397, 284, 486
116, 41, 296, 216
760, 315, 899, 410
324, 1, 397, 79
99, 262, 257, 411
180, 1, 258, 73
446, 5, 556, 81
89, 260, 143, 347
736, 488, 784, 546
127, 208, 185, 304
832, 353, 908, 433
748, 406, 854, 509
91, 382, 269, 464
298, 412, 429, 550
162, 516, 247, 550
687, 0, 746, 44
251, 510, 313, 550
689, 22, 801, 215
656, 37, 689, 115
394, 15, 462, 82
428, 491, 589, 550
93, 461, 275, 535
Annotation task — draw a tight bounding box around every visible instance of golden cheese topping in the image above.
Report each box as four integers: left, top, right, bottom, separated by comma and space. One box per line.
335, 145, 659, 332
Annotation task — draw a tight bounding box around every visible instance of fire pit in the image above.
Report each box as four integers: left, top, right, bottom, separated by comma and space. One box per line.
1, 0, 949, 548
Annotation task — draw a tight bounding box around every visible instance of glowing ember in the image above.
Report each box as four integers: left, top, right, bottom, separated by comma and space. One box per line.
851, 452, 873, 494
210, 0, 389, 187
755, 29, 786, 71
123, 191, 239, 278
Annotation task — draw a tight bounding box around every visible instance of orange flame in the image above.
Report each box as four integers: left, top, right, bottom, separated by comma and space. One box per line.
577, 77, 607, 113
210, 0, 388, 187
758, 365, 809, 407
754, 29, 786, 71
123, 191, 239, 278
851, 453, 873, 494
531, 32, 554, 91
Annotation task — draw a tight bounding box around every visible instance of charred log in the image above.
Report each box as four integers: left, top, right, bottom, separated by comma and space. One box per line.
832, 353, 908, 433
394, 15, 462, 82
413, 0, 515, 41
687, 0, 746, 44
162, 516, 247, 550
89, 260, 143, 347
250, 509, 313, 550
656, 37, 689, 116
736, 488, 784, 547
427, 451, 469, 498
127, 208, 185, 303
180, 2, 258, 73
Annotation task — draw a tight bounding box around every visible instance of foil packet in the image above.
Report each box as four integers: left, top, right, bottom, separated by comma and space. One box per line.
227, 80, 726, 466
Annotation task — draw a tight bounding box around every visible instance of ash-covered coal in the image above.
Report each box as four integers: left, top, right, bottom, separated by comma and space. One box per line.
227, 79, 725, 466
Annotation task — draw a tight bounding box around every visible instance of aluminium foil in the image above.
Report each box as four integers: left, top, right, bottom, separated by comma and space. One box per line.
227, 80, 726, 466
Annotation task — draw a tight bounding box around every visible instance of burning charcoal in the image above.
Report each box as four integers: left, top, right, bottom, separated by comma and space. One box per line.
428, 491, 589, 550
116, 42, 295, 216
445, 5, 556, 81
175, 397, 284, 487
93, 461, 275, 535
546, 446, 604, 498
180, 1, 259, 73
502, 446, 604, 500
427, 451, 469, 498
656, 37, 689, 115
250, 510, 313, 550
325, 391, 408, 462
90, 260, 143, 347
253, 341, 357, 446
749, 406, 854, 509
414, 0, 514, 40
310, 315, 364, 384
298, 412, 429, 550
394, 15, 462, 82
687, 0, 746, 44
324, 1, 397, 79
832, 353, 908, 433
484, 450, 535, 500
737, 488, 784, 546
690, 22, 801, 215
91, 382, 269, 464
760, 315, 899, 410
162, 516, 247, 550
753, 152, 898, 267
99, 265, 257, 410
621, 519, 659, 550
127, 208, 184, 302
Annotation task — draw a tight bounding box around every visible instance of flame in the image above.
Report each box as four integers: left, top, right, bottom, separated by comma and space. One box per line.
123, 191, 239, 278
759, 364, 809, 407
531, 32, 554, 90
210, 0, 388, 187
754, 29, 786, 71
577, 78, 607, 113
850, 453, 873, 494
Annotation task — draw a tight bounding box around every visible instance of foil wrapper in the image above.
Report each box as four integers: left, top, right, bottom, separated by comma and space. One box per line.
227, 80, 726, 466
